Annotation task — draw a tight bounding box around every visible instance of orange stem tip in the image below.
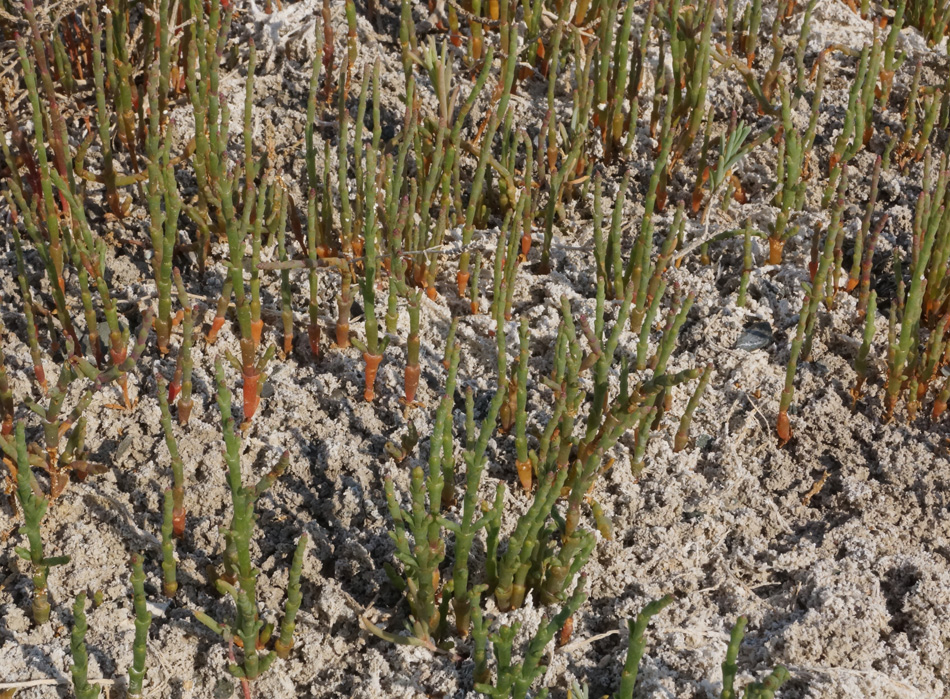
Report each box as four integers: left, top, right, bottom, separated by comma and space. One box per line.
456, 270, 471, 299
776, 411, 791, 444
404, 364, 421, 404
242, 369, 261, 420
363, 352, 383, 402
207, 316, 226, 344
516, 459, 532, 493
308, 325, 321, 357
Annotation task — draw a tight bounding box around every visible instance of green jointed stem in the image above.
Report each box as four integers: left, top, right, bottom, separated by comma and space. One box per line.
823, 45, 869, 208
128, 553, 152, 698
674, 0, 715, 162
216, 361, 279, 597
25, 362, 74, 494
443, 319, 458, 370
157, 377, 186, 537
490, 212, 512, 322
399, 0, 414, 78
607, 0, 638, 158
273, 195, 293, 354
351, 64, 371, 231
636, 278, 668, 371
654, 292, 695, 375
70, 593, 101, 699
901, 62, 923, 150
386, 246, 403, 335
470, 585, 491, 685
357, 62, 383, 358
724, 0, 737, 57
912, 312, 949, 419
744, 0, 763, 66
389, 466, 442, 637
23, 0, 73, 196
674, 365, 713, 452
881, 0, 906, 102
502, 201, 525, 321
250, 183, 266, 351
305, 18, 324, 194
405, 290, 422, 402
514, 318, 531, 491
853, 290, 877, 402
795, 0, 819, 93
275, 534, 308, 659
0, 330, 12, 435
107, 0, 140, 164
351, 61, 390, 400
915, 88, 942, 160
77, 310, 154, 395
934, 367, 950, 420
439, 341, 462, 510
760, 0, 790, 101
608, 171, 634, 300
157, 0, 172, 115
538, 525, 596, 607
721, 616, 748, 699
173, 269, 196, 425
857, 215, 888, 316
469, 251, 482, 314
306, 190, 322, 355
14, 421, 69, 625
615, 595, 674, 699
161, 491, 178, 597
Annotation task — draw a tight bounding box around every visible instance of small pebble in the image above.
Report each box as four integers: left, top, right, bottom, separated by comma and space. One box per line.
735, 321, 773, 351
115, 434, 133, 462
212, 678, 234, 699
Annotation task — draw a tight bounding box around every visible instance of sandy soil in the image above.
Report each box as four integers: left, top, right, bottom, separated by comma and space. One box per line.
1, 1, 949, 698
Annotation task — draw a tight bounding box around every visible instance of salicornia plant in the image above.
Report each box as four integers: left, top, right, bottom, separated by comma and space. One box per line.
193, 361, 307, 697
351, 60, 391, 401
13, 421, 70, 624
475, 579, 587, 699
721, 617, 790, 699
